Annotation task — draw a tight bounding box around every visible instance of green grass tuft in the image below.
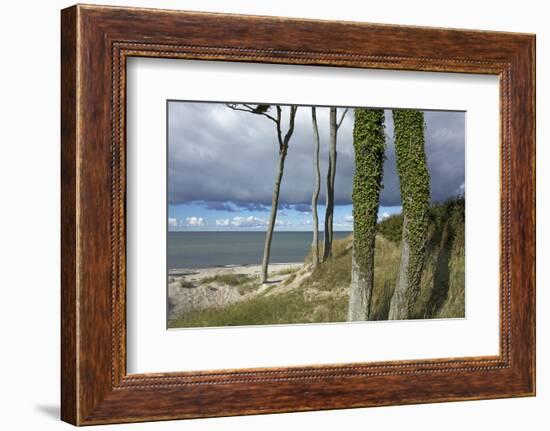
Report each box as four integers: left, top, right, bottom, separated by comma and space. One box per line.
202, 273, 254, 286
179, 279, 196, 289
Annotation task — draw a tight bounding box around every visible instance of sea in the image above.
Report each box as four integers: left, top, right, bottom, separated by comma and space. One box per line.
167, 231, 352, 269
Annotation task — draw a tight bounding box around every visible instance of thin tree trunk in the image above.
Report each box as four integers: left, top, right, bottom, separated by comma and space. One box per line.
388, 214, 411, 319
311, 107, 321, 266
260, 105, 297, 283
225, 104, 297, 284
323, 107, 337, 260
261, 150, 287, 283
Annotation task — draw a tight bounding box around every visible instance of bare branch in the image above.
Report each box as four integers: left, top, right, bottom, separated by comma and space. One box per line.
225, 103, 279, 124
337, 108, 349, 129
282, 106, 298, 150
225, 103, 296, 154
275, 106, 283, 150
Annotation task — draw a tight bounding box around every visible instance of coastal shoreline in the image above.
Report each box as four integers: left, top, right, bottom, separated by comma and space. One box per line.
168, 262, 303, 279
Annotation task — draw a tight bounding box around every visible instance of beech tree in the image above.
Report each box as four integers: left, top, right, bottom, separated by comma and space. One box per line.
310, 107, 321, 267
348, 108, 386, 321
226, 103, 298, 283
323, 107, 348, 260
388, 109, 430, 319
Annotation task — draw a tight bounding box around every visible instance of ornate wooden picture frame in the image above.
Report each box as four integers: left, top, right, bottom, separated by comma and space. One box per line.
61, 4, 535, 425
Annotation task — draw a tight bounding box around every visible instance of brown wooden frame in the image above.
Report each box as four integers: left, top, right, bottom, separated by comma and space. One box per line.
61, 4, 535, 426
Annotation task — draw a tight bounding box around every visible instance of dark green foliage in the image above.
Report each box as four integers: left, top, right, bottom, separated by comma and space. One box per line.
352, 108, 386, 274
377, 214, 404, 243
424, 197, 465, 253
378, 197, 464, 246
393, 109, 431, 310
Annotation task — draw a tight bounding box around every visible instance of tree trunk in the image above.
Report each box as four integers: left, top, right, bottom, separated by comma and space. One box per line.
225, 104, 297, 285
348, 245, 375, 321
388, 215, 411, 319
388, 109, 430, 319
323, 107, 337, 260
261, 149, 287, 283
311, 107, 321, 267
347, 108, 385, 321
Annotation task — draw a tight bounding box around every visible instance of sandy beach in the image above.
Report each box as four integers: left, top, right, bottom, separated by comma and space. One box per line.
168, 262, 303, 321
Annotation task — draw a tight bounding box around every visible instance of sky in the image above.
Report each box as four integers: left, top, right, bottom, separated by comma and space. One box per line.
167, 101, 465, 232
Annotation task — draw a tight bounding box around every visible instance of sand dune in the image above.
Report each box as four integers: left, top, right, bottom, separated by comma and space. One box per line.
167, 263, 302, 321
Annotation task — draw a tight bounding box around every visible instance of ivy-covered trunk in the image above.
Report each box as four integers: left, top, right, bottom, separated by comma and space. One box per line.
348, 108, 385, 321
388, 109, 430, 320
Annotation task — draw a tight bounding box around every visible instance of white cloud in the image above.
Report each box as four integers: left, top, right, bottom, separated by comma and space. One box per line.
230, 216, 266, 228
216, 218, 230, 226
378, 212, 390, 222
333, 214, 353, 229
186, 216, 206, 226
168, 217, 178, 227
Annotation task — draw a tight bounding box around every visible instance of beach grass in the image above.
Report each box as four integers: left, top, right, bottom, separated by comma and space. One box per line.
202, 273, 254, 286
179, 279, 196, 289
272, 266, 300, 276
169, 289, 349, 328
201, 273, 261, 295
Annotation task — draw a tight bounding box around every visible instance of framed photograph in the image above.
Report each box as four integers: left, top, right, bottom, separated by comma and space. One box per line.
61, 4, 535, 425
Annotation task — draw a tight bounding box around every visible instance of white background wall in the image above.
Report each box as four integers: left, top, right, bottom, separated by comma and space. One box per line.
0, 0, 546, 429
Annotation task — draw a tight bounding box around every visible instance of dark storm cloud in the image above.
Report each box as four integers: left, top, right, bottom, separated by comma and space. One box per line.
381, 110, 465, 205
205, 202, 239, 212
168, 102, 464, 208
204, 201, 270, 212
293, 204, 312, 213
241, 203, 270, 212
